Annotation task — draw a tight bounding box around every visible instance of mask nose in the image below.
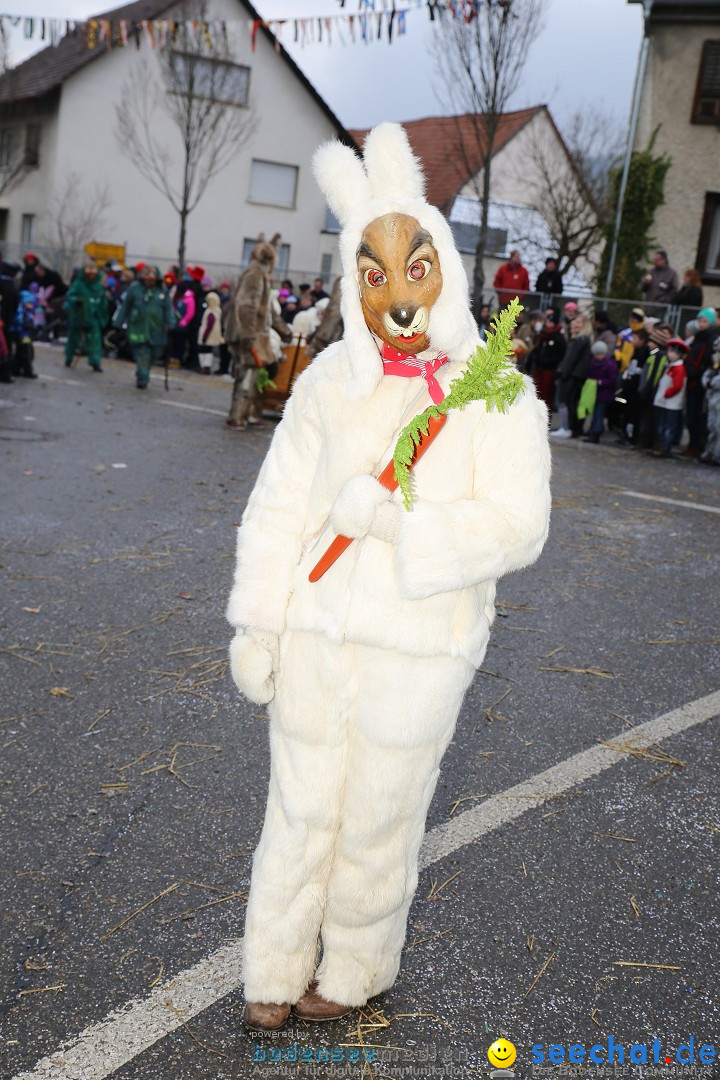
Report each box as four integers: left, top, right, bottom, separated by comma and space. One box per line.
390, 305, 417, 329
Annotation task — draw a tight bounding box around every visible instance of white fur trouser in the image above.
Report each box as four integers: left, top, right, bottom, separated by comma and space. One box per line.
242, 630, 474, 1007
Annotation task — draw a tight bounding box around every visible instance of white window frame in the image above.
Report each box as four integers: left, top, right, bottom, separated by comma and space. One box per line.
168, 53, 251, 107
248, 160, 298, 209
21, 213, 35, 246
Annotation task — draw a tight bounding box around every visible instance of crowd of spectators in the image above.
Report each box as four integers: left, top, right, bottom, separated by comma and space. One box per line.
487, 247, 719, 465
0, 251, 336, 388
505, 299, 720, 465
3, 244, 718, 465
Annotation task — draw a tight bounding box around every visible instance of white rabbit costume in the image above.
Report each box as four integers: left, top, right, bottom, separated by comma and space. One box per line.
227, 124, 551, 1009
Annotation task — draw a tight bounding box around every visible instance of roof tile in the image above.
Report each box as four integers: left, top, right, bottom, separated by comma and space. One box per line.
349, 109, 542, 213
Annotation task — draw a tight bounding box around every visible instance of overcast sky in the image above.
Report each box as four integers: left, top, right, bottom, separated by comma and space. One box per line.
10, 0, 643, 135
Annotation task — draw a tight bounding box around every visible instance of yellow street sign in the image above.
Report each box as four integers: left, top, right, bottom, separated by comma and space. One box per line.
84, 242, 126, 264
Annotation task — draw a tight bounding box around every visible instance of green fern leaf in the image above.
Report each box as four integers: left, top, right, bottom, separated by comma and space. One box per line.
392, 300, 526, 509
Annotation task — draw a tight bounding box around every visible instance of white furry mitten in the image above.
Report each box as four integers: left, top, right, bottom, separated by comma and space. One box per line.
229, 629, 279, 706
329, 474, 395, 539
368, 500, 403, 545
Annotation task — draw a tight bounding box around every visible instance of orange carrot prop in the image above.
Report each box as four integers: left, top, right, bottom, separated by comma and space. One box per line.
309, 301, 525, 584
308, 413, 447, 583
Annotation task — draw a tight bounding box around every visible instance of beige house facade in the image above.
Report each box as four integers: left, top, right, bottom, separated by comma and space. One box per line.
631, 0, 720, 305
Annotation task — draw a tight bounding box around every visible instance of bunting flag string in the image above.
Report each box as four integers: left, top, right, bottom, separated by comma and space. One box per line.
0, 1, 487, 54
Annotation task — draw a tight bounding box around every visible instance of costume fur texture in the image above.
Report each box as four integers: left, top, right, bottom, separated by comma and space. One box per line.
227, 124, 551, 1008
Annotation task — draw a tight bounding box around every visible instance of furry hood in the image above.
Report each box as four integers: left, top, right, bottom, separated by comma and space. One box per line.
313, 123, 480, 399
249, 233, 281, 273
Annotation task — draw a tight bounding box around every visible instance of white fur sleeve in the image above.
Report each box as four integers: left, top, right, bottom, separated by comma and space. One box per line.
226, 374, 322, 633
395, 385, 551, 600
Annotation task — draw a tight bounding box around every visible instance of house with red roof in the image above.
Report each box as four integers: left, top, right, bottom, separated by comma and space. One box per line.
351, 107, 599, 301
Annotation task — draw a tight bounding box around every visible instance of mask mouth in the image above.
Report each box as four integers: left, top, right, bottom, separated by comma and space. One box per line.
382, 307, 429, 342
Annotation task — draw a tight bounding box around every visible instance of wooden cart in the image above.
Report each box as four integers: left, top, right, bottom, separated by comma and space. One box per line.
262, 337, 312, 413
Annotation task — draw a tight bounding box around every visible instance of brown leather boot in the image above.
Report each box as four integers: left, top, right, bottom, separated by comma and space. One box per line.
293, 981, 355, 1022
243, 1001, 291, 1031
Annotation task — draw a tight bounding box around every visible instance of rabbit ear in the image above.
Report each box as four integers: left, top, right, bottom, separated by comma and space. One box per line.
362, 122, 425, 202
313, 139, 371, 227
270, 233, 282, 248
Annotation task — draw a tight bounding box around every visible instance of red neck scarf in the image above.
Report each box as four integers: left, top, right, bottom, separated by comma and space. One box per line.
380, 341, 449, 405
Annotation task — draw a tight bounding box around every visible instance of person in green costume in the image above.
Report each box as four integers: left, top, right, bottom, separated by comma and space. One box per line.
113, 265, 176, 389
64, 262, 108, 371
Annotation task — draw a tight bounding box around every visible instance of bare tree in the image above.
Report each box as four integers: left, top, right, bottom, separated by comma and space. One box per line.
115, 0, 256, 272
45, 171, 111, 279
434, 0, 545, 311
0, 121, 32, 200
521, 108, 620, 280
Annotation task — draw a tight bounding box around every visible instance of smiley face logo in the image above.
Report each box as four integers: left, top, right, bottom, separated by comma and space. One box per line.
488, 1039, 517, 1069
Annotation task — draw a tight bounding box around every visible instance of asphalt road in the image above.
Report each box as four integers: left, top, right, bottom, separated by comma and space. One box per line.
1, 345, 719, 1080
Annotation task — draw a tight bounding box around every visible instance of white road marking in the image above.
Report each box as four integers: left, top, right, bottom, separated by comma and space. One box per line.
157, 399, 227, 419
13, 689, 720, 1080
37, 373, 82, 387
621, 490, 720, 515
12, 943, 244, 1080
420, 688, 720, 867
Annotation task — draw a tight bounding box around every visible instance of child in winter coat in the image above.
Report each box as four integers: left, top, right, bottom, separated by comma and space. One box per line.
637, 325, 671, 450
654, 338, 688, 456
583, 341, 618, 443
198, 291, 224, 373
701, 358, 720, 466
9, 287, 38, 378
551, 314, 591, 438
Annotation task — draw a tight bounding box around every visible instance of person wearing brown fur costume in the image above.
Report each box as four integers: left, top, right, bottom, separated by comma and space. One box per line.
226, 234, 292, 429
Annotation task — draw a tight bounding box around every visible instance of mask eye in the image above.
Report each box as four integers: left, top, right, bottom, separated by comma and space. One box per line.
408, 259, 431, 282
364, 268, 386, 288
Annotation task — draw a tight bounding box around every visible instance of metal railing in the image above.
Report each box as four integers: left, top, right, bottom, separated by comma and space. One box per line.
489, 290, 705, 336
2, 240, 707, 335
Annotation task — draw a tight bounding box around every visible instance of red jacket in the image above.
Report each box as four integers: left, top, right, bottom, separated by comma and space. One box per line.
663, 360, 686, 399
494, 261, 530, 308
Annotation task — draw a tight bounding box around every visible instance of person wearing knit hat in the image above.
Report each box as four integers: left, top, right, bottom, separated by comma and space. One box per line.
112, 265, 176, 388
63, 261, 108, 371
561, 300, 578, 334
638, 323, 673, 450
21, 252, 40, 290
198, 291, 224, 373
654, 338, 687, 456
683, 308, 717, 456
582, 340, 618, 443
181, 266, 207, 370
613, 307, 646, 374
